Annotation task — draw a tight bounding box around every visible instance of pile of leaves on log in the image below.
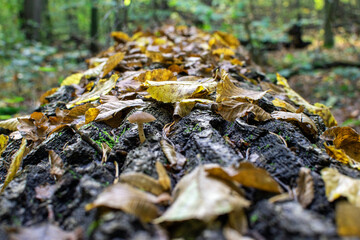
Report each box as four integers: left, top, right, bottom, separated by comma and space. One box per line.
1, 25, 360, 240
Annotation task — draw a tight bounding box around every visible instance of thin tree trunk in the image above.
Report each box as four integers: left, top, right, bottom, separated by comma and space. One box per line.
324, 0, 335, 48
22, 0, 43, 41
90, 0, 99, 54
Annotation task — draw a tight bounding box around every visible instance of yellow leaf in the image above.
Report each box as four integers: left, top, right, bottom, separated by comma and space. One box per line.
276, 73, 337, 127
217, 100, 272, 122
213, 31, 240, 49
145, 80, 216, 103
145, 50, 164, 63
336, 201, 360, 237
136, 69, 176, 82
174, 99, 214, 119
156, 161, 171, 191
66, 74, 119, 108
321, 168, 360, 207
85, 108, 100, 124
212, 48, 235, 57
324, 144, 350, 165
271, 111, 318, 136
111, 31, 130, 42
1, 138, 28, 193
216, 70, 268, 103
0, 117, 21, 131
101, 52, 125, 78
85, 183, 159, 222
60, 73, 83, 86
0, 134, 9, 156
272, 98, 297, 113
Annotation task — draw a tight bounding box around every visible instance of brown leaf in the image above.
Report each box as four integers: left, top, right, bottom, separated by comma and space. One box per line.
85, 183, 159, 222
0, 117, 21, 131
160, 139, 186, 167
35, 183, 57, 201
216, 70, 268, 103
101, 142, 112, 164
321, 126, 360, 162
217, 100, 272, 122
156, 161, 171, 191
295, 167, 314, 208
271, 111, 318, 136
119, 172, 165, 196
48, 150, 64, 180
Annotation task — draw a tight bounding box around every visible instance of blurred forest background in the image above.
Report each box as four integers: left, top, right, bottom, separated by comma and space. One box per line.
0, 0, 359, 130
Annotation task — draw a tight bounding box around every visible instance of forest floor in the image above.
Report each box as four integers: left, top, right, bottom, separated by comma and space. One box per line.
0, 25, 360, 239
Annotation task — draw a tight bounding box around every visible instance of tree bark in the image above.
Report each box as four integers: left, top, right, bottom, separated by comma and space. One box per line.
21, 0, 44, 41
90, 0, 99, 54
324, 0, 335, 48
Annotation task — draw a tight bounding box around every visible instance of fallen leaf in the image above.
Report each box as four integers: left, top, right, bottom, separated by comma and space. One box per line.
336, 200, 360, 237
216, 70, 268, 103
154, 166, 250, 224
136, 69, 176, 82
39, 87, 58, 105
212, 48, 235, 58
160, 139, 187, 167
174, 99, 214, 119
217, 100, 272, 122
60, 73, 83, 86
272, 98, 297, 113
321, 126, 360, 162
156, 161, 171, 191
0, 134, 9, 156
321, 167, 360, 207
85, 108, 100, 124
101, 142, 112, 163
205, 162, 283, 193
1, 138, 28, 193
111, 31, 130, 42
8, 223, 82, 240
276, 73, 337, 127
35, 183, 57, 201
85, 183, 159, 222
145, 80, 216, 103
271, 111, 318, 136
120, 172, 165, 196
212, 31, 240, 49
295, 167, 314, 208
48, 150, 64, 180
83, 62, 106, 78
0, 117, 21, 131
67, 74, 119, 108
101, 52, 125, 78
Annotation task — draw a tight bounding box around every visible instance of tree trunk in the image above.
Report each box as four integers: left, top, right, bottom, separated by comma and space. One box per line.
324, 0, 335, 48
90, 0, 99, 54
21, 0, 44, 41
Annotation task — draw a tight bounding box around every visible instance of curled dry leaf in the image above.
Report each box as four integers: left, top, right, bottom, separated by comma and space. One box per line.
60, 73, 83, 86
1, 138, 28, 193
218, 100, 272, 122
321, 126, 360, 162
8, 223, 82, 240
324, 144, 360, 170
67, 74, 119, 108
111, 31, 130, 42
39, 87, 58, 105
205, 162, 283, 193
160, 139, 187, 168
295, 167, 314, 208
0, 117, 21, 131
154, 166, 250, 224
216, 70, 268, 103
173, 99, 214, 119
271, 111, 318, 137
276, 73, 337, 127
336, 201, 360, 237
48, 150, 64, 180
85, 183, 159, 222
101, 142, 112, 164
0, 134, 9, 156
101, 52, 125, 78
321, 168, 360, 207
83, 61, 106, 79
145, 80, 216, 103
120, 172, 165, 196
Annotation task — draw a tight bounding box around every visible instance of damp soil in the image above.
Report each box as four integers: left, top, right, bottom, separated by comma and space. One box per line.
0, 75, 358, 239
